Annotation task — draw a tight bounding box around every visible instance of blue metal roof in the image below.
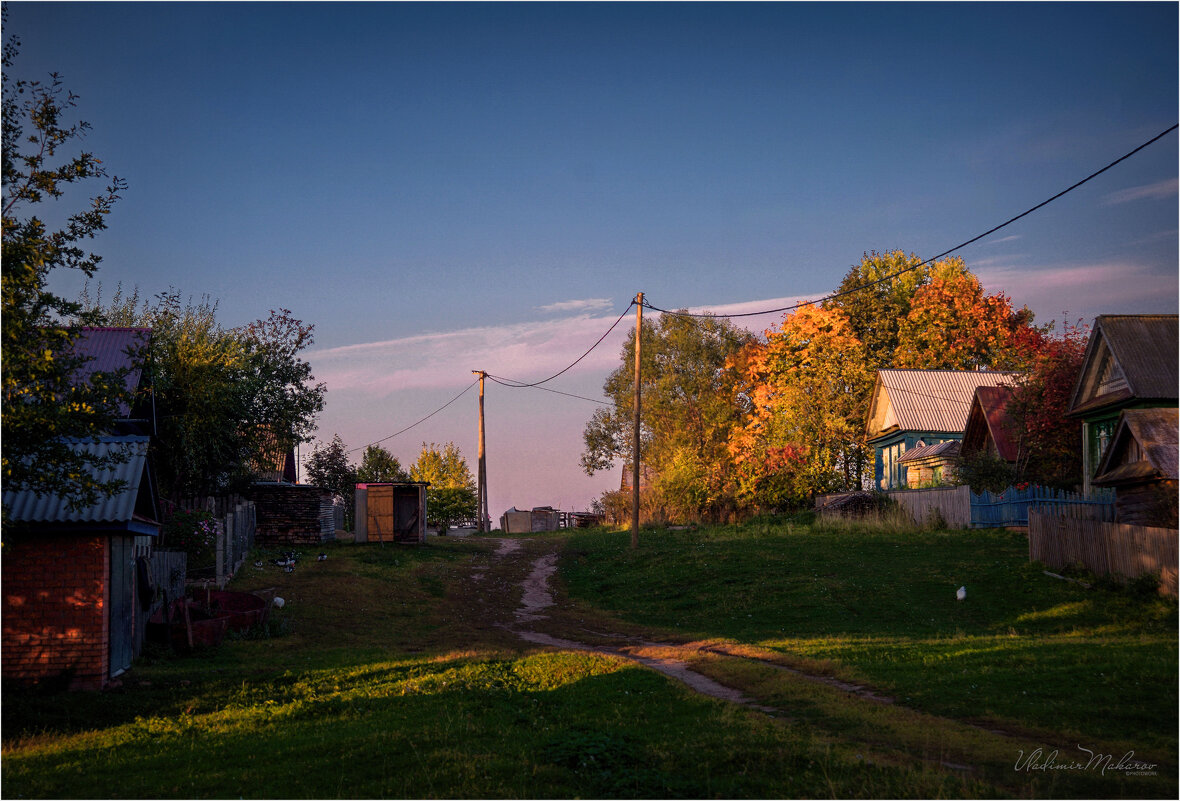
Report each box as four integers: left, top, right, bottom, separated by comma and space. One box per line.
2, 436, 157, 528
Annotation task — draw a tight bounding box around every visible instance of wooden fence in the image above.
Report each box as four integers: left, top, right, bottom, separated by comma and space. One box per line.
886, 485, 971, 529
1028, 509, 1178, 596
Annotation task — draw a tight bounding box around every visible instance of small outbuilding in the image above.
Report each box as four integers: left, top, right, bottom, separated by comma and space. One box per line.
2, 436, 161, 690
354, 482, 429, 543
897, 440, 961, 487
1092, 408, 1178, 528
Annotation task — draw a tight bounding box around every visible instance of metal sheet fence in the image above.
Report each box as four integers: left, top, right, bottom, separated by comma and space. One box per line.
1028, 509, 1178, 596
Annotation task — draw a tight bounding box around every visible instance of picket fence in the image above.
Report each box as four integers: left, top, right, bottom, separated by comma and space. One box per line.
970, 485, 1115, 528
1028, 509, 1178, 596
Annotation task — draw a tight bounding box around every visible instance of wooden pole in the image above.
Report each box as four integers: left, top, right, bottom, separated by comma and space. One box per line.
631, 293, 643, 549
473, 371, 488, 533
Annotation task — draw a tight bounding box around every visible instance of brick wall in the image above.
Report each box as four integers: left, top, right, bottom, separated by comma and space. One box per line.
249, 484, 332, 547
2, 532, 110, 690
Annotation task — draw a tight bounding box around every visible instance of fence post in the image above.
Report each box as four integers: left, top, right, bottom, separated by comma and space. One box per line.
218, 512, 230, 588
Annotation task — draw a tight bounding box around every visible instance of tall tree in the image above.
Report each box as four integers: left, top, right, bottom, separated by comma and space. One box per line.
410, 442, 476, 533
893, 261, 1043, 371
729, 304, 872, 509
82, 286, 326, 497
356, 444, 408, 483
410, 441, 475, 490
823, 250, 932, 373
2, 25, 133, 508
304, 434, 358, 521
1006, 319, 1089, 489
581, 313, 752, 522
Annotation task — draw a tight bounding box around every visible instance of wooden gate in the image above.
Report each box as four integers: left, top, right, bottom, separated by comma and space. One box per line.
367, 485, 395, 542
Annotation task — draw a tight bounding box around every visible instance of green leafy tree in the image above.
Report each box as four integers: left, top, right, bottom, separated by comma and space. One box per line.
410, 442, 476, 534
356, 444, 408, 483
410, 441, 475, 490
82, 286, 326, 497
2, 25, 134, 509
304, 433, 358, 526
823, 250, 933, 374
581, 313, 752, 522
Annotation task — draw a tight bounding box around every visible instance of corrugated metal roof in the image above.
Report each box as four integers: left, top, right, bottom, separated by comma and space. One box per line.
1069, 315, 1179, 416
867, 369, 1019, 439
71, 327, 151, 418
2, 436, 152, 524
897, 440, 961, 462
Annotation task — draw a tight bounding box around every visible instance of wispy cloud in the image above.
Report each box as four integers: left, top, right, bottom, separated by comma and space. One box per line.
536, 298, 615, 314
1104, 178, 1178, 206
308, 313, 633, 397
976, 260, 1178, 319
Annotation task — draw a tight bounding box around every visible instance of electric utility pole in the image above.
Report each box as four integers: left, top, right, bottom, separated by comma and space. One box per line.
631, 293, 643, 549
472, 370, 488, 533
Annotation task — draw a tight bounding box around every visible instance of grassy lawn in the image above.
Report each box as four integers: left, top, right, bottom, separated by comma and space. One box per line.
3, 521, 1176, 798
559, 520, 1178, 776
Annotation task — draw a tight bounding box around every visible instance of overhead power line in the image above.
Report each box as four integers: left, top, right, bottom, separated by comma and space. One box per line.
644, 123, 1179, 320
348, 378, 479, 455
486, 302, 635, 389
486, 373, 612, 405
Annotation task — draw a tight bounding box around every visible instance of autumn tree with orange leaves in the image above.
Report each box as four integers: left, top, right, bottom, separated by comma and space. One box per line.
729, 304, 873, 509
893, 260, 1044, 371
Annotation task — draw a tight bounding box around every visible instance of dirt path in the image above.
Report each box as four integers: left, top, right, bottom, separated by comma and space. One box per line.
491, 537, 780, 715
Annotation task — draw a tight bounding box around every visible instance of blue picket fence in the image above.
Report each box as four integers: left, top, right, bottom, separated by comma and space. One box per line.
970, 485, 1115, 528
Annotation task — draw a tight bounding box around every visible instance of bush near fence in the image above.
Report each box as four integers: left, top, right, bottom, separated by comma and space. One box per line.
1029, 509, 1178, 596
162, 495, 257, 587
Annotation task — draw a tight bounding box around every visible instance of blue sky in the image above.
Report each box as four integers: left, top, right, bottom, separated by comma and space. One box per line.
8, 2, 1177, 515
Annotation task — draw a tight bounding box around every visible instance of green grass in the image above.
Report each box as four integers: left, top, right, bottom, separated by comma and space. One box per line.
3, 524, 1176, 799
560, 522, 1178, 757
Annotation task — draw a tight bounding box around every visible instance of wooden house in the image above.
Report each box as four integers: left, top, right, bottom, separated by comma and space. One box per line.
960, 385, 1020, 464
1066, 314, 1179, 494
1092, 407, 1178, 528
354, 482, 429, 543
2, 437, 161, 690
866, 369, 1019, 490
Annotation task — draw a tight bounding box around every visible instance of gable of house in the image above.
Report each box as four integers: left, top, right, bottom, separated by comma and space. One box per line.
71, 327, 153, 427
1068, 315, 1179, 418
961, 385, 1020, 462
1094, 408, 1179, 485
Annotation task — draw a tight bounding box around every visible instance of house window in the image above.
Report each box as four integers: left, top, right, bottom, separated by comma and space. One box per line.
1089, 419, 1117, 476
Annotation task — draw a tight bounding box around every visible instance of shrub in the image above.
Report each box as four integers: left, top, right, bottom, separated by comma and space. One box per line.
161, 509, 219, 575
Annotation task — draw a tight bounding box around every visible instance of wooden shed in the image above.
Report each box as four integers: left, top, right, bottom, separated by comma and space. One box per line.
354, 482, 429, 544
1092, 408, 1178, 528
897, 440, 961, 488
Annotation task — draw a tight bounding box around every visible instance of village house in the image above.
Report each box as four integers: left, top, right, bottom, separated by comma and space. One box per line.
865, 369, 1020, 490
1066, 314, 1179, 494
2, 328, 161, 690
